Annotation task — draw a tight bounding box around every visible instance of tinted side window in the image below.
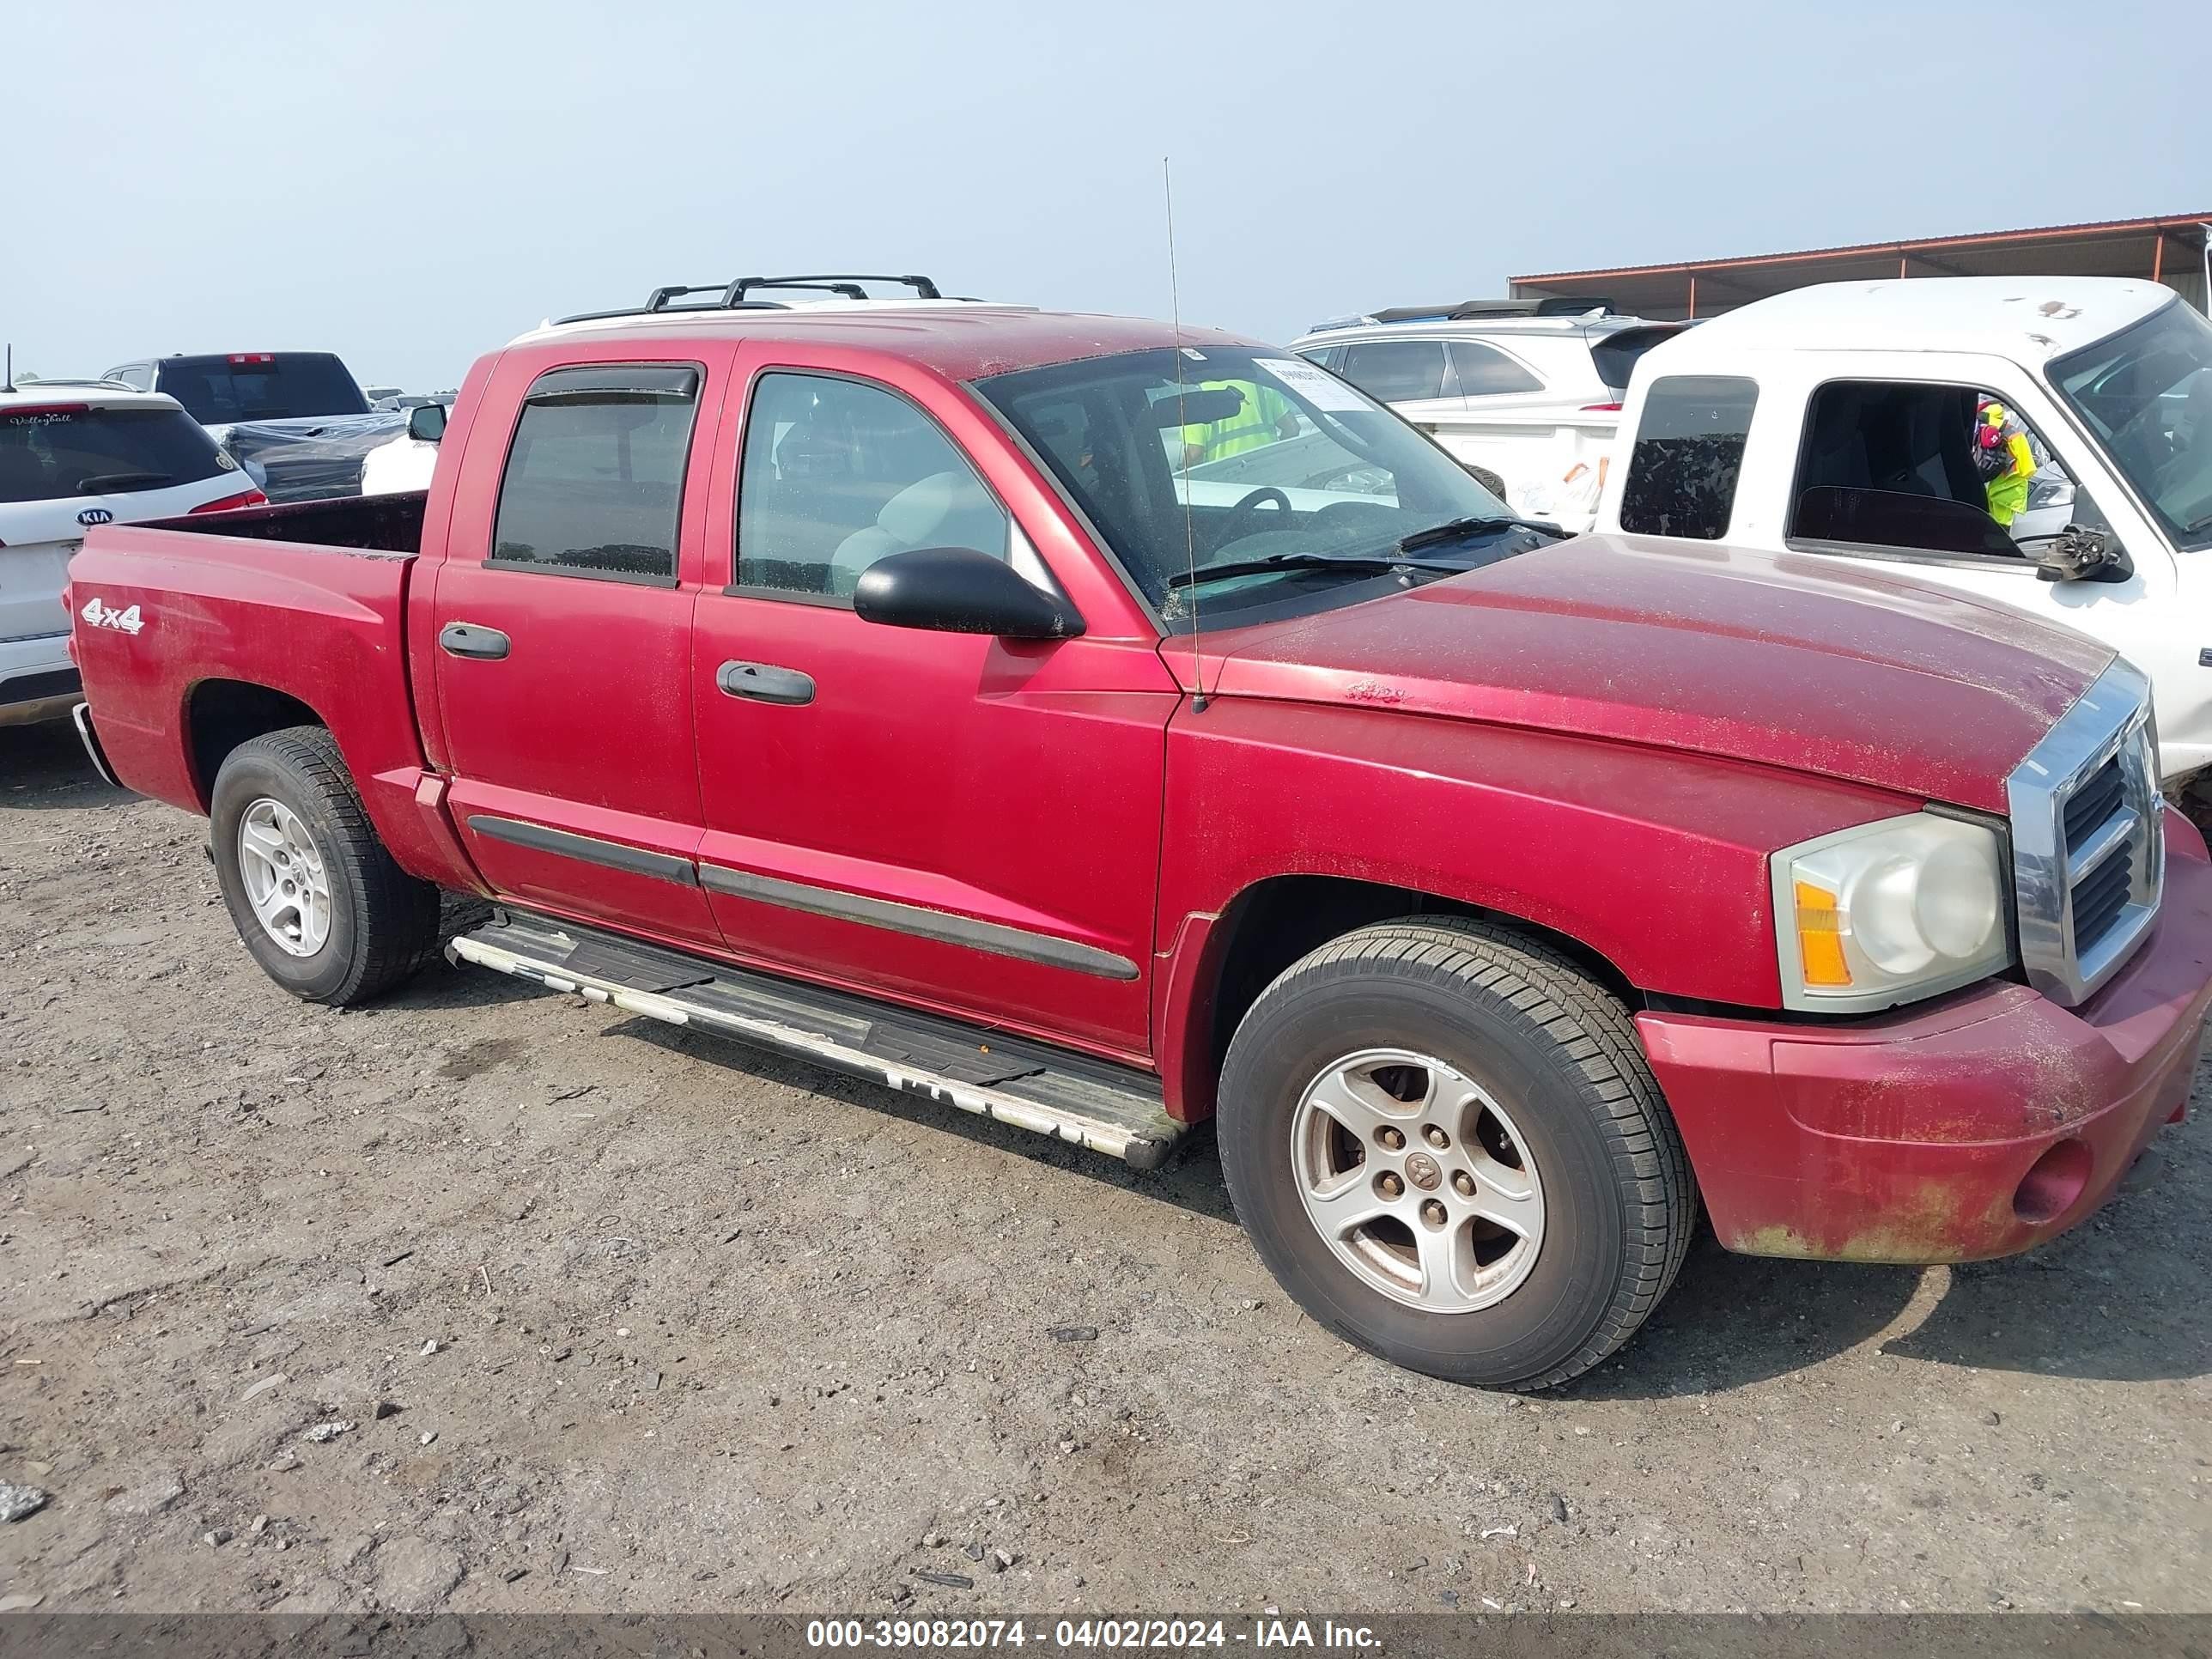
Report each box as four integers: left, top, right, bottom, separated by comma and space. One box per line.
1338, 340, 1449, 403
1618, 375, 1759, 539
490, 363, 700, 583
1449, 341, 1543, 397
1589, 325, 1685, 395
736, 372, 1008, 601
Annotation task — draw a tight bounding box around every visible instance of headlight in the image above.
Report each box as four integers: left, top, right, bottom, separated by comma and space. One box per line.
1772, 813, 2010, 1012
2027, 476, 2075, 513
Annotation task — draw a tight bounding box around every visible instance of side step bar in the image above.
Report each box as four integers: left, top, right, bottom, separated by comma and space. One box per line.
445, 910, 1184, 1170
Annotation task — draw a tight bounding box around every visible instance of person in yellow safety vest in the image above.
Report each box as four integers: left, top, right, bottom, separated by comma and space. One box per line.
1974, 398, 2037, 526
1181, 379, 1301, 469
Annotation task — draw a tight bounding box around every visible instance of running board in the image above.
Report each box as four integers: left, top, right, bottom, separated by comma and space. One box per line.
445, 911, 1184, 1170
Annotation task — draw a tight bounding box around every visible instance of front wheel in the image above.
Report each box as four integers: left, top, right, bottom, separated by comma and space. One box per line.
210, 726, 441, 1005
1218, 918, 1695, 1389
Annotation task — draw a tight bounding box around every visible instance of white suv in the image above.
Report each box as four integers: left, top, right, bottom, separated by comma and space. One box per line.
2, 385, 264, 727
1291, 302, 1686, 529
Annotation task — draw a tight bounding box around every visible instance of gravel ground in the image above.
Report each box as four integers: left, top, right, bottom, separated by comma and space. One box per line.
1, 717, 2208, 1618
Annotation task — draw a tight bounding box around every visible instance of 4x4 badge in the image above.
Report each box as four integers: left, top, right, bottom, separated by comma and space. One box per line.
79, 596, 144, 635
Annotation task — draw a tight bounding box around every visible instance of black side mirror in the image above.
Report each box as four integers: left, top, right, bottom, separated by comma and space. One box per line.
407, 404, 447, 443
854, 546, 1083, 640
2025, 523, 2134, 584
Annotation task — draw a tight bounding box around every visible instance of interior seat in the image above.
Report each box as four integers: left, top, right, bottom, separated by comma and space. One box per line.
827, 470, 1008, 596
1799, 385, 1875, 495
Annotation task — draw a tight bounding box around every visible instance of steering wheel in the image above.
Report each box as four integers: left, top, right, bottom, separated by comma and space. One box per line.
2106, 397, 2177, 477
1222, 486, 1291, 540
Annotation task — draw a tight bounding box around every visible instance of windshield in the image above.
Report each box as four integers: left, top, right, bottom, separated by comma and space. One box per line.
0, 404, 229, 505
975, 346, 1541, 629
2051, 301, 2212, 550
155, 354, 369, 423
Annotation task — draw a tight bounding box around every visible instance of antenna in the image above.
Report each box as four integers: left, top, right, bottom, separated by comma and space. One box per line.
3, 344, 14, 394
1164, 156, 1207, 713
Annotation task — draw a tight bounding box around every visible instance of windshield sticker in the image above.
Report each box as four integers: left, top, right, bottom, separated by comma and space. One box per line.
1256, 356, 1370, 412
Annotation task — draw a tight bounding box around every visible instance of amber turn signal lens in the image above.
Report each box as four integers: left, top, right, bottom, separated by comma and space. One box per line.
1794, 879, 1851, 988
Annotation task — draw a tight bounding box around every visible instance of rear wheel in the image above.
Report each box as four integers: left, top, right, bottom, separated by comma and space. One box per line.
210, 726, 441, 1005
1218, 917, 1695, 1389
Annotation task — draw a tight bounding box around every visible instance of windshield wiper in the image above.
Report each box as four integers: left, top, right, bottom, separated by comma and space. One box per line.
1167, 551, 1469, 591
75, 471, 171, 493
1397, 514, 1567, 554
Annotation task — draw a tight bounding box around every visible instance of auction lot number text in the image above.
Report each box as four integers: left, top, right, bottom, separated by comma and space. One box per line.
806, 1620, 1379, 1650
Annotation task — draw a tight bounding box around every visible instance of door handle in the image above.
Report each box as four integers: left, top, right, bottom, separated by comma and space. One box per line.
440, 622, 510, 660
717, 659, 815, 705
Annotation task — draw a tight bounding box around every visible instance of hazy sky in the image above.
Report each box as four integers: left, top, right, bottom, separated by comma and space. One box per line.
8, 2, 2202, 391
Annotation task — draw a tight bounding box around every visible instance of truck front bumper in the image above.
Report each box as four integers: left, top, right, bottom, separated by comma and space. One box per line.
1637, 830, 2212, 1263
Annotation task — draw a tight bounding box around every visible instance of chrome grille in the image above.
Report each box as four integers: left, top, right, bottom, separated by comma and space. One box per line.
2005, 659, 2164, 1007
2062, 755, 2125, 854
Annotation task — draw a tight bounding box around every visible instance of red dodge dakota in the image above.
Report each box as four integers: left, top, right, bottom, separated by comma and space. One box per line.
64, 283, 2212, 1389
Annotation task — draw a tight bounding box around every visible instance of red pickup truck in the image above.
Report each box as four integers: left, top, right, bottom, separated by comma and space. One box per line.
67, 285, 2212, 1389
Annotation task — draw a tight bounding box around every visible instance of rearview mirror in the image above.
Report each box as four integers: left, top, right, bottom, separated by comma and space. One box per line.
407, 404, 447, 443
854, 547, 1083, 641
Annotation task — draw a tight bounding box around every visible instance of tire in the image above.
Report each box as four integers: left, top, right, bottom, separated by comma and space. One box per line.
209, 726, 441, 1005
1218, 917, 1695, 1390
2179, 774, 2212, 847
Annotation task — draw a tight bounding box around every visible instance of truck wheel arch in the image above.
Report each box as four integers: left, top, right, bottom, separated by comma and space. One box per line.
185, 680, 325, 810
1172, 874, 1643, 1123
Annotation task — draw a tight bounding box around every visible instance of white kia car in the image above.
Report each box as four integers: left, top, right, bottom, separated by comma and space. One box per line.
1291, 301, 1687, 529
2, 385, 264, 727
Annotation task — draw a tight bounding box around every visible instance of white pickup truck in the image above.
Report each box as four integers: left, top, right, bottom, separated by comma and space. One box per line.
1593, 277, 2212, 812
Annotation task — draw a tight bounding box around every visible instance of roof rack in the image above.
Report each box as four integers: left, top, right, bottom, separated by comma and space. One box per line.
9, 374, 138, 392
1375, 297, 1616, 324
720, 273, 943, 304
553, 272, 946, 326
1308, 295, 1618, 331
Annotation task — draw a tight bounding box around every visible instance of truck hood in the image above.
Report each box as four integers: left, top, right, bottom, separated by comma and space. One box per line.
1175, 533, 2112, 814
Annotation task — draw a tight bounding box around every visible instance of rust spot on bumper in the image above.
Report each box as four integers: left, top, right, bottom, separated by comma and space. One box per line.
1729, 1176, 2017, 1262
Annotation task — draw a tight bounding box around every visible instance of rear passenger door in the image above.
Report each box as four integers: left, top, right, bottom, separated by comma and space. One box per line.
1429, 338, 1567, 514
428, 347, 732, 947
1337, 338, 1457, 433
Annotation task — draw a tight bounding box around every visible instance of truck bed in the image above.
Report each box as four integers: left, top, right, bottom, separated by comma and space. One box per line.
138, 489, 428, 552
69, 494, 447, 878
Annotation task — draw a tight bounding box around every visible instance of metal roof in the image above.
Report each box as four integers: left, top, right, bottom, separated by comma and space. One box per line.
1511, 212, 2212, 321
